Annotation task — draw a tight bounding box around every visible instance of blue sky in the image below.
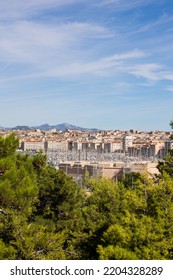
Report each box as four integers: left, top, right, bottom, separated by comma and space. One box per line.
0, 0, 173, 131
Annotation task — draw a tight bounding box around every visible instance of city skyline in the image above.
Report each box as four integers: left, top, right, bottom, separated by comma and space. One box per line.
0, 0, 173, 131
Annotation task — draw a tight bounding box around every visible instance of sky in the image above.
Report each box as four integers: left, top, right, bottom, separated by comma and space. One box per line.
0, 0, 173, 131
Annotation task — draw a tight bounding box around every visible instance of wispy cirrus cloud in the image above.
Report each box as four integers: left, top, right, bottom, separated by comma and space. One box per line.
127, 63, 173, 82
129, 13, 173, 35
0, 0, 83, 20
0, 20, 112, 69
127, 63, 163, 81
97, 0, 156, 10
0, 49, 147, 82
42, 49, 146, 77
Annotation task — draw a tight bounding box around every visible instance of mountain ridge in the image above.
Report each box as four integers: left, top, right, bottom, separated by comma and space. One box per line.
0, 123, 100, 131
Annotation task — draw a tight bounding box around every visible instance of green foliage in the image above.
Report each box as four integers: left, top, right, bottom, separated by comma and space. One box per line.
0, 133, 19, 158
157, 120, 173, 176
97, 245, 137, 260
0, 133, 85, 259
157, 151, 173, 177
170, 120, 173, 130
1, 133, 173, 260
35, 166, 85, 227
120, 172, 143, 189
80, 174, 173, 260
32, 151, 47, 171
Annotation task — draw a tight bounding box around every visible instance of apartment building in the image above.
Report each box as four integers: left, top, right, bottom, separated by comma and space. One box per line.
122, 135, 133, 151
104, 142, 122, 153
45, 140, 68, 152
164, 139, 173, 155
21, 140, 45, 152
68, 141, 82, 151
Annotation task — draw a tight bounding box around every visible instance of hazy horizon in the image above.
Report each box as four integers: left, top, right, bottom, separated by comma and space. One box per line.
0, 121, 172, 132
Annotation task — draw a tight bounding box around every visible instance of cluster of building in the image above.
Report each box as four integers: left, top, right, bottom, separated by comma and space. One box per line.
0, 128, 173, 182
8, 128, 172, 158
58, 161, 160, 185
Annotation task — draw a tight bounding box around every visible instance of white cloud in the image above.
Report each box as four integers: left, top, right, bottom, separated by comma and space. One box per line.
98, 0, 155, 10
102, 50, 146, 61
126, 63, 164, 81
128, 13, 173, 37
163, 73, 173, 81
45, 50, 146, 77
0, 20, 112, 69
126, 63, 173, 82
0, 0, 153, 18
0, 48, 147, 82
165, 86, 173, 92
0, 0, 83, 20
0, 0, 170, 86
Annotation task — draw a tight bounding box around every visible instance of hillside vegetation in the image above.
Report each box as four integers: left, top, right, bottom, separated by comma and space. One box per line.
0, 133, 173, 260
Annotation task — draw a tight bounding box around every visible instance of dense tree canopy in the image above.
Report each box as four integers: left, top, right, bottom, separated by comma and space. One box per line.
0, 132, 173, 260
0, 133, 85, 259
157, 121, 173, 177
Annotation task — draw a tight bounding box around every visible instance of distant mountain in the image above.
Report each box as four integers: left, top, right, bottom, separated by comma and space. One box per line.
3, 123, 100, 131
34, 123, 52, 130
11, 125, 31, 130
32, 123, 99, 131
